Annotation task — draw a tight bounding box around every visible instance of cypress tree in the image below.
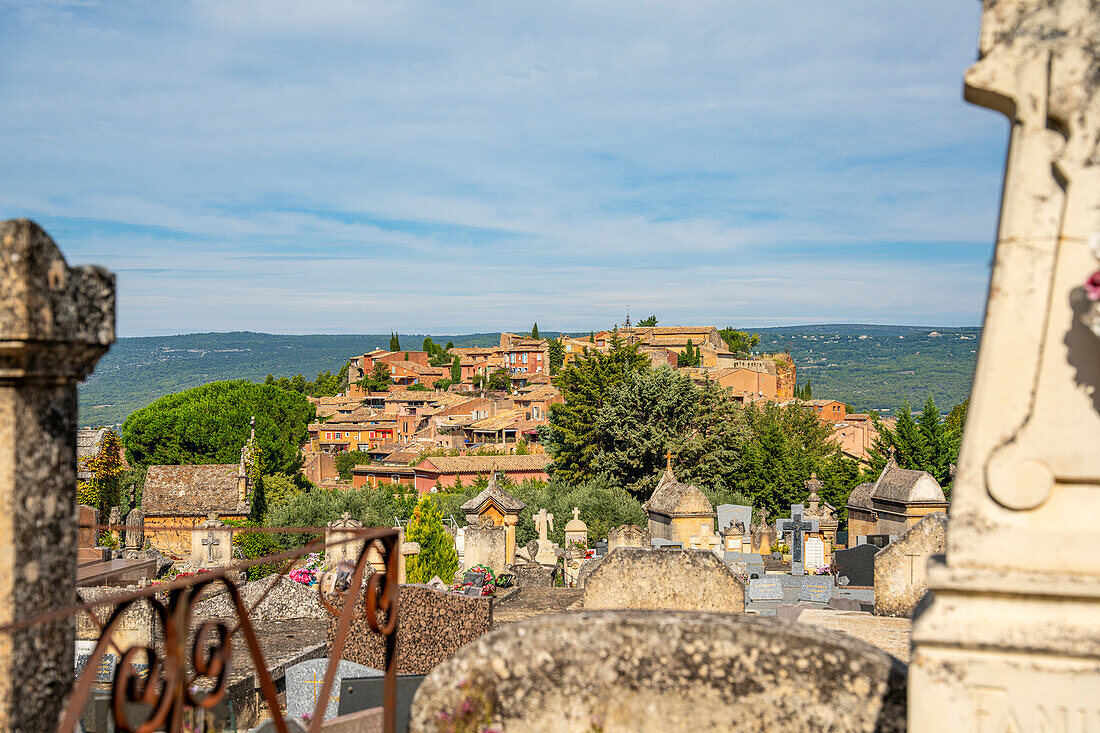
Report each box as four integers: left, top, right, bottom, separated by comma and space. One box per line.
389, 332, 401, 351
532, 322, 540, 339
405, 496, 459, 584
450, 355, 461, 383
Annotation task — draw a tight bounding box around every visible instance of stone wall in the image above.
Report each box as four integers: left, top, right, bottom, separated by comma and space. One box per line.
583, 548, 744, 613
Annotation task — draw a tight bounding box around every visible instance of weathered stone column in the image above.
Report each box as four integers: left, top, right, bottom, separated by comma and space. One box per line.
910, 2, 1100, 728
0, 220, 114, 731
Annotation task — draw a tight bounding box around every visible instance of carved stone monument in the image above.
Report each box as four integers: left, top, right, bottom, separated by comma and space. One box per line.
0, 220, 114, 731
910, 3, 1100, 728
325, 512, 365, 569
531, 507, 559, 565
190, 512, 232, 569
123, 507, 144, 551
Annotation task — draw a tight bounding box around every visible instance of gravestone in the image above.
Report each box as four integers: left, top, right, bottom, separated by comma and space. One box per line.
408, 611, 906, 731
583, 548, 744, 613
0, 220, 115, 733
722, 552, 764, 579
594, 539, 608, 557
531, 508, 559, 565
77, 505, 105, 563
74, 640, 116, 683
462, 519, 506, 574
123, 507, 144, 550
911, 4, 1100, 725
804, 536, 826, 571
777, 504, 817, 575
509, 561, 556, 587
607, 524, 650, 553
338, 674, 426, 733
650, 538, 683, 549
834, 544, 878, 587
331, 585, 492, 674
189, 513, 232, 569
875, 512, 946, 618
285, 658, 382, 721
745, 576, 783, 615
325, 512, 365, 569
798, 576, 835, 605
717, 504, 752, 545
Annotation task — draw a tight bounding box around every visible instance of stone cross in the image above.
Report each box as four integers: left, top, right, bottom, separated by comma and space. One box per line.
778, 505, 813, 575
533, 508, 554, 542
0, 220, 114, 731
572, 507, 581, 522
202, 531, 221, 563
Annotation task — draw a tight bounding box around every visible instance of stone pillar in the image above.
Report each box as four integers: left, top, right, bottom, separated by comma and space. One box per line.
0, 220, 114, 732
910, 4, 1100, 729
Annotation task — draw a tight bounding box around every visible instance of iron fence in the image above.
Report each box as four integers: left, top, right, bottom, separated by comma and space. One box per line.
0, 524, 400, 733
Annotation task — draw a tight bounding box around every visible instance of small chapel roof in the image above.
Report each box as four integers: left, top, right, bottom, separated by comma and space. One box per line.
644, 463, 715, 518
459, 472, 527, 515
872, 463, 946, 503
847, 482, 876, 509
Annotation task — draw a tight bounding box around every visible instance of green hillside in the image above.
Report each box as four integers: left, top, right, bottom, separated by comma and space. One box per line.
78, 325, 980, 427
756, 324, 979, 413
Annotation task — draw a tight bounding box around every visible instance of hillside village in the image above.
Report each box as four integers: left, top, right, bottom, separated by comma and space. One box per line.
296, 325, 887, 493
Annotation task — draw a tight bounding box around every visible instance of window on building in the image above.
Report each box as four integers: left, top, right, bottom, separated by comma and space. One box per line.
391, 475, 399, 485
522, 353, 528, 364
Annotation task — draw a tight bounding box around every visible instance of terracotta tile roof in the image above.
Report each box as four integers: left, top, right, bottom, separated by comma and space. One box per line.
143, 464, 248, 516
469, 409, 528, 431
418, 454, 550, 474
381, 450, 421, 465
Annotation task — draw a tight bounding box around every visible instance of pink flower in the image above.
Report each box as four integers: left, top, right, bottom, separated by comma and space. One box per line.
1086, 271, 1100, 301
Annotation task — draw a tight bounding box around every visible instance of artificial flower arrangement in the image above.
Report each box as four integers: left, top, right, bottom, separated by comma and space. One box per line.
452, 564, 497, 596
288, 552, 323, 586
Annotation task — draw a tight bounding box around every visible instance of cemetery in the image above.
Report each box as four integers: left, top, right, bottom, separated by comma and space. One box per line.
1, 0, 1099, 730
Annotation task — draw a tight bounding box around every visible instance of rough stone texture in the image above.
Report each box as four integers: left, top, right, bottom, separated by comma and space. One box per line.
607, 524, 650, 553
910, 2, 1100, 728
574, 555, 602, 588
188, 514, 233, 569
193, 574, 331, 622
874, 513, 946, 618
409, 611, 907, 732
75, 587, 156, 655
329, 584, 492, 674
0, 219, 114, 733
583, 548, 744, 613
463, 523, 506, 574
492, 588, 583, 627
505, 562, 556, 587
798, 609, 912, 664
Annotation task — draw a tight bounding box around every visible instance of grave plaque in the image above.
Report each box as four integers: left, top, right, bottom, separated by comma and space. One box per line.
798, 577, 834, 604
864, 534, 890, 549
74, 640, 116, 683
339, 674, 426, 733
462, 571, 485, 587
804, 537, 826, 571
747, 576, 783, 602
595, 540, 608, 557
463, 585, 483, 597
285, 658, 382, 721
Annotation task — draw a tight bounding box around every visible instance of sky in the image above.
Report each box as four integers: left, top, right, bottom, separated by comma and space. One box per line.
1, 1, 1008, 337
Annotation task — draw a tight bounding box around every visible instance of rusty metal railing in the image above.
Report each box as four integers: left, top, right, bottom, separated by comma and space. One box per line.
0, 524, 400, 733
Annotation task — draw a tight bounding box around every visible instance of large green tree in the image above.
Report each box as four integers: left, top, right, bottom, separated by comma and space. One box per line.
547, 339, 565, 375
867, 396, 961, 489
547, 339, 649, 484
637, 315, 658, 327
122, 380, 313, 476
736, 402, 856, 517
592, 367, 699, 497
718, 328, 761, 357
405, 496, 460, 584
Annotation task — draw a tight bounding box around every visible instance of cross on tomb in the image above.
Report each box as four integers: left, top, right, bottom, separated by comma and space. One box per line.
572, 507, 581, 522
778, 504, 813, 576
532, 508, 554, 542
202, 531, 221, 563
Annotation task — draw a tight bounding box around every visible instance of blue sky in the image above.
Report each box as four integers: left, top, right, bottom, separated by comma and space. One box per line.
1, 1, 1007, 337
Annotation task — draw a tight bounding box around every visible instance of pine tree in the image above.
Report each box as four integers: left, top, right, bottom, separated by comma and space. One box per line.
389, 333, 401, 351
531, 323, 540, 339
405, 496, 459, 584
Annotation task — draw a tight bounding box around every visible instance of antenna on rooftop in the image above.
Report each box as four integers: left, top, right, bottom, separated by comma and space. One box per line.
624, 304, 631, 329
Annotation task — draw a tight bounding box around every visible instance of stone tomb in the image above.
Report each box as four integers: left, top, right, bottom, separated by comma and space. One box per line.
722, 551, 765, 579
331, 584, 492, 674
462, 516, 507, 574
797, 576, 835, 606
459, 471, 525, 568
189, 513, 232, 569
408, 611, 906, 732
745, 576, 783, 615
583, 548, 744, 614
777, 503, 818, 576
325, 513, 365, 569
285, 658, 381, 721
875, 512, 946, 618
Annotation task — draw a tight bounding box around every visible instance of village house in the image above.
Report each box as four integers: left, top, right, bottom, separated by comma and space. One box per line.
416, 454, 549, 494
307, 416, 397, 453
803, 398, 847, 422
829, 413, 887, 464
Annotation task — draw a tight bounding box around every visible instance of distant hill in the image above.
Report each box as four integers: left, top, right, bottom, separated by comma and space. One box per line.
77, 331, 503, 426
755, 324, 980, 413
78, 325, 979, 427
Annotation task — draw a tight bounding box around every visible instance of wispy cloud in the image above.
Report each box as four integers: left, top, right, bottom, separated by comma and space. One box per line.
0, 0, 1005, 336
